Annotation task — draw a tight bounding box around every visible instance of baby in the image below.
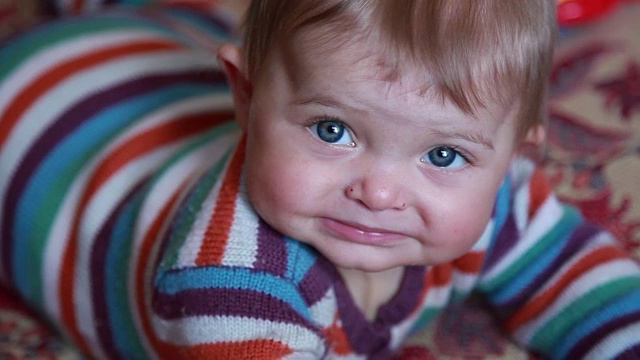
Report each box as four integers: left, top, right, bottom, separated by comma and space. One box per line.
1, 0, 640, 359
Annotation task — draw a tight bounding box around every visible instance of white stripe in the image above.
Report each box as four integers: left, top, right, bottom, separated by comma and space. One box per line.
132, 129, 239, 248
0, 30, 178, 117
80, 92, 233, 244
470, 218, 494, 252
0, 49, 219, 261
308, 288, 338, 328
482, 196, 563, 282
390, 282, 451, 350
221, 178, 260, 267
41, 143, 111, 360
514, 256, 640, 343
128, 132, 239, 357
175, 144, 238, 268
584, 322, 640, 360
151, 315, 324, 355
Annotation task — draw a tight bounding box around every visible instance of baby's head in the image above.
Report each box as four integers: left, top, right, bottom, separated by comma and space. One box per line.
219, 0, 557, 272
242, 0, 556, 140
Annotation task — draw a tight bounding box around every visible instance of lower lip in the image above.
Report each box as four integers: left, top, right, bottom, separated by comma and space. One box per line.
320, 218, 406, 245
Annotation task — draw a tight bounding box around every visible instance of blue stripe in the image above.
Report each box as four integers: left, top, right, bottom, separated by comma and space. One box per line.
13, 84, 219, 304
161, 8, 230, 40
491, 177, 511, 241
285, 237, 319, 285
105, 192, 147, 356
488, 208, 582, 304
555, 289, 640, 359
155, 265, 312, 319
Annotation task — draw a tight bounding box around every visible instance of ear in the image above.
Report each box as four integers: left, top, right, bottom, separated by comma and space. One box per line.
523, 125, 546, 146
515, 124, 546, 161
218, 43, 252, 131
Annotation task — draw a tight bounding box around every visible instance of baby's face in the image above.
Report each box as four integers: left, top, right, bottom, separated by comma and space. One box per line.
241, 37, 521, 273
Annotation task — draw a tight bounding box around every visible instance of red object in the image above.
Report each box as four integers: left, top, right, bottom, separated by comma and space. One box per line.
557, 0, 621, 26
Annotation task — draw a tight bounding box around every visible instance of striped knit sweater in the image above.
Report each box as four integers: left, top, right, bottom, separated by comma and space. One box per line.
2, 7, 640, 360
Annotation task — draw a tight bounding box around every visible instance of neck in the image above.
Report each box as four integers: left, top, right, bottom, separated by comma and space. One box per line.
338, 266, 405, 321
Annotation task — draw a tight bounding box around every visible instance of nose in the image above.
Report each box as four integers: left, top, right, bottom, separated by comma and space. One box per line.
345, 169, 407, 212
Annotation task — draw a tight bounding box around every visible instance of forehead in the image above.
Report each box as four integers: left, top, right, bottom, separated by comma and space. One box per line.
279, 31, 512, 124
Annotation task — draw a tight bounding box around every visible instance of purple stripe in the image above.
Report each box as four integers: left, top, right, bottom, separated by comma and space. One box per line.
90, 179, 146, 360
152, 286, 321, 335
1, 70, 225, 281
298, 258, 336, 305
498, 223, 601, 312
483, 212, 518, 273
313, 257, 394, 356
253, 220, 288, 276
614, 344, 640, 359
566, 312, 640, 359
377, 266, 425, 325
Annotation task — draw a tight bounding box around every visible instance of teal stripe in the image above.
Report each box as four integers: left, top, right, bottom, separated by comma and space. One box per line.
554, 288, 640, 359
285, 238, 319, 285
105, 191, 146, 356
530, 276, 640, 353
481, 205, 582, 297
0, 17, 178, 82
409, 308, 440, 335
489, 207, 582, 304
491, 176, 512, 240
155, 265, 312, 320
156, 123, 239, 273
13, 84, 217, 306
162, 8, 229, 40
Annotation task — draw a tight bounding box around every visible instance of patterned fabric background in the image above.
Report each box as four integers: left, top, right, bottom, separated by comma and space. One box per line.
0, 1, 638, 359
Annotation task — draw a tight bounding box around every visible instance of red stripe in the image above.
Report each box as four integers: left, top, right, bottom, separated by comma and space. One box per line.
195, 136, 246, 266
0, 40, 181, 151
59, 111, 230, 354
135, 182, 187, 356
504, 245, 627, 332
453, 251, 485, 274
528, 168, 551, 219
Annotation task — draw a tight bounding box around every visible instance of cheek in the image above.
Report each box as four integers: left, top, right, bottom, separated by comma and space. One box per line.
429, 185, 497, 255
243, 138, 330, 226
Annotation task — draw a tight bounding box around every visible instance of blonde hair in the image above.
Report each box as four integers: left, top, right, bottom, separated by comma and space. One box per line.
242, 0, 557, 139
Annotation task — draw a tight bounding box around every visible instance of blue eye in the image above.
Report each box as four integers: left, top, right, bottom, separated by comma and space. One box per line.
421, 146, 467, 169
309, 120, 355, 146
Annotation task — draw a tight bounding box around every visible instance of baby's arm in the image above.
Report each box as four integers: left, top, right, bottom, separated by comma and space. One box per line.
478, 165, 640, 359
150, 263, 326, 359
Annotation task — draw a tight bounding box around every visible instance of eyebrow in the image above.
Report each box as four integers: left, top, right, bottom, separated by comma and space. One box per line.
295, 96, 495, 150
430, 129, 495, 150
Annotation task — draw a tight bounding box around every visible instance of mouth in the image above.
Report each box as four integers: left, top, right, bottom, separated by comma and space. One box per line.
320, 218, 407, 245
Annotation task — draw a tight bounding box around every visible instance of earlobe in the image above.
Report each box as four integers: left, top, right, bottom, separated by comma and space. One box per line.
217, 43, 252, 131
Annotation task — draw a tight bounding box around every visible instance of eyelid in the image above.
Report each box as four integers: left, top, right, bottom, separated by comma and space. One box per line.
306, 116, 357, 147
421, 145, 476, 169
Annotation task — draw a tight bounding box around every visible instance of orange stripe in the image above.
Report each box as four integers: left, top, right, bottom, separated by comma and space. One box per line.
196, 136, 247, 266
504, 246, 627, 332
136, 184, 187, 355
133, 183, 294, 358
429, 263, 453, 287
0, 40, 180, 150
453, 251, 485, 274
59, 112, 228, 354
528, 168, 551, 219
164, 340, 293, 359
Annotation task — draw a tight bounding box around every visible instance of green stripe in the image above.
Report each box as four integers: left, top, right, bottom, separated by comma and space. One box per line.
23, 86, 215, 306
530, 276, 640, 352
409, 307, 441, 335
481, 206, 581, 293
154, 123, 239, 273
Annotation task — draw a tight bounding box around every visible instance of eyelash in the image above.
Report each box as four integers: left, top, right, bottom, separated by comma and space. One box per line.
304, 116, 476, 166
439, 146, 475, 165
